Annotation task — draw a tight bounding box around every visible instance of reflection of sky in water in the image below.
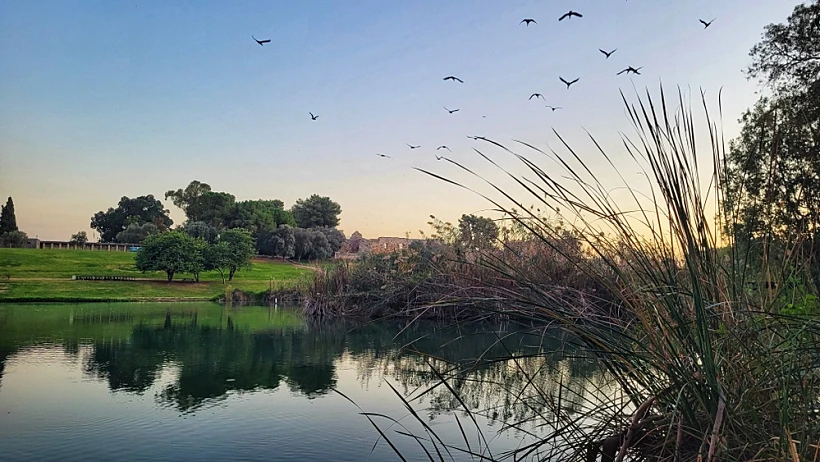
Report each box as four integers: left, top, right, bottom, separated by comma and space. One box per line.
0, 304, 609, 461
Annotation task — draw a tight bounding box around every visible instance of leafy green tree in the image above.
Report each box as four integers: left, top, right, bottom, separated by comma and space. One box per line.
0, 230, 27, 248
218, 228, 255, 281
225, 200, 294, 234
203, 242, 232, 283
184, 221, 220, 244
135, 231, 203, 281
164, 181, 212, 218
116, 223, 158, 244
291, 195, 341, 228
186, 191, 236, 227
457, 214, 499, 251
91, 195, 173, 243
70, 231, 88, 245
0, 197, 18, 234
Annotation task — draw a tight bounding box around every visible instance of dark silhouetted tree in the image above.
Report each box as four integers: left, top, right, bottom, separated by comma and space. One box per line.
0, 197, 17, 234
70, 231, 88, 245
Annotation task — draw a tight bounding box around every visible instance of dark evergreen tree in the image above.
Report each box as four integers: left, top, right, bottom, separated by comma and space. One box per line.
0, 197, 18, 234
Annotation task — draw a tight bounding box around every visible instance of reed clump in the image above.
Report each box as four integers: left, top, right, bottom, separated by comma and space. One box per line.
357, 88, 820, 461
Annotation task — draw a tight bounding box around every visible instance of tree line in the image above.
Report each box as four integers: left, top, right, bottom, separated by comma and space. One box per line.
89, 180, 346, 261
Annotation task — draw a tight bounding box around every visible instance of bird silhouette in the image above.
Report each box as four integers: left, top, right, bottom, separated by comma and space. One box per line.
599, 48, 617, 58
520, 18, 537, 26
407, 143, 420, 149
437, 145, 451, 151
559, 11, 583, 21
617, 66, 643, 75
699, 18, 716, 28
559, 77, 579, 89
529, 93, 545, 101
443, 76, 464, 83
309, 112, 318, 120
376, 153, 391, 158
252, 35, 271, 46
444, 106, 459, 114
546, 105, 563, 111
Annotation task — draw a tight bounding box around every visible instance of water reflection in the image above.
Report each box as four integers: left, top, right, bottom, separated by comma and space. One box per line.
0, 303, 601, 423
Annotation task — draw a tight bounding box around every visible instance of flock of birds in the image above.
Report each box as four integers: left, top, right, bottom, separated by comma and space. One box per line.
252, 9, 717, 161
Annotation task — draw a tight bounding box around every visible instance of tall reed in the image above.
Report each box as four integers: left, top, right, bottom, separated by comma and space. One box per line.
367, 87, 820, 461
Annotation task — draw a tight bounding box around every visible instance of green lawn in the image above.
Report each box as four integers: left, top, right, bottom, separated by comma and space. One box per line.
0, 248, 311, 302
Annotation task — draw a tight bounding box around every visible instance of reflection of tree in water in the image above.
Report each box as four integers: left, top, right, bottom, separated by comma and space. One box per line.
84, 313, 338, 411
79, 313, 604, 421
342, 320, 606, 429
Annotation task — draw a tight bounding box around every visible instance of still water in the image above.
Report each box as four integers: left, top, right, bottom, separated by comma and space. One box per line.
0, 303, 603, 461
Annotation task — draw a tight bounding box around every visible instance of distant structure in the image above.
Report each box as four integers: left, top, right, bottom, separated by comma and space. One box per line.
336, 231, 422, 259
26, 238, 140, 252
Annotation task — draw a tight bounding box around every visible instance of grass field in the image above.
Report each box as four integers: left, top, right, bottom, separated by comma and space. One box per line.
0, 248, 313, 302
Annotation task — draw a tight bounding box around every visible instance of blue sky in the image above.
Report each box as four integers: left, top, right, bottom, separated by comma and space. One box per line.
0, 0, 796, 240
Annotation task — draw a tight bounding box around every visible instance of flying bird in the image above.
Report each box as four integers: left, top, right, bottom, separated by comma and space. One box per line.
407, 143, 420, 149
437, 145, 451, 151
443, 76, 464, 83
546, 105, 563, 111
376, 153, 391, 158
559, 77, 579, 89
252, 35, 271, 46
599, 48, 617, 58
520, 18, 537, 26
444, 106, 459, 114
617, 66, 643, 75
559, 11, 582, 21
435, 155, 445, 161
529, 93, 545, 101
699, 18, 715, 28
309, 112, 318, 120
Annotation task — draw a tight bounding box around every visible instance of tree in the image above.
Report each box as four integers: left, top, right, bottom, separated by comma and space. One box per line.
91, 195, 173, 243
727, 0, 820, 289
164, 181, 211, 218
116, 223, 159, 244
135, 231, 203, 282
0, 230, 27, 248
310, 231, 332, 260
293, 228, 315, 261
291, 195, 341, 228
314, 227, 346, 254
747, 1, 820, 90
184, 221, 220, 244
258, 225, 296, 259
218, 228, 256, 281
458, 214, 499, 251
70, 231, 88, 245
186, 191, 235, 227
225, 200, 294, 234
0, 197, 18, 234
203, 242, 232, 283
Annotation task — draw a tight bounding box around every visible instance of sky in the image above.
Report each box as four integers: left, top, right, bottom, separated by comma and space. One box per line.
0, 0, 797, 241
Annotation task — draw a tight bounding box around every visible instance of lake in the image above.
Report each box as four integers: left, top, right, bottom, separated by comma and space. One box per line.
0, 303, 604, 461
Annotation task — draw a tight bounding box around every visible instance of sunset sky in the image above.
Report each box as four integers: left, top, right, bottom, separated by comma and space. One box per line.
0, 0, 795, 241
